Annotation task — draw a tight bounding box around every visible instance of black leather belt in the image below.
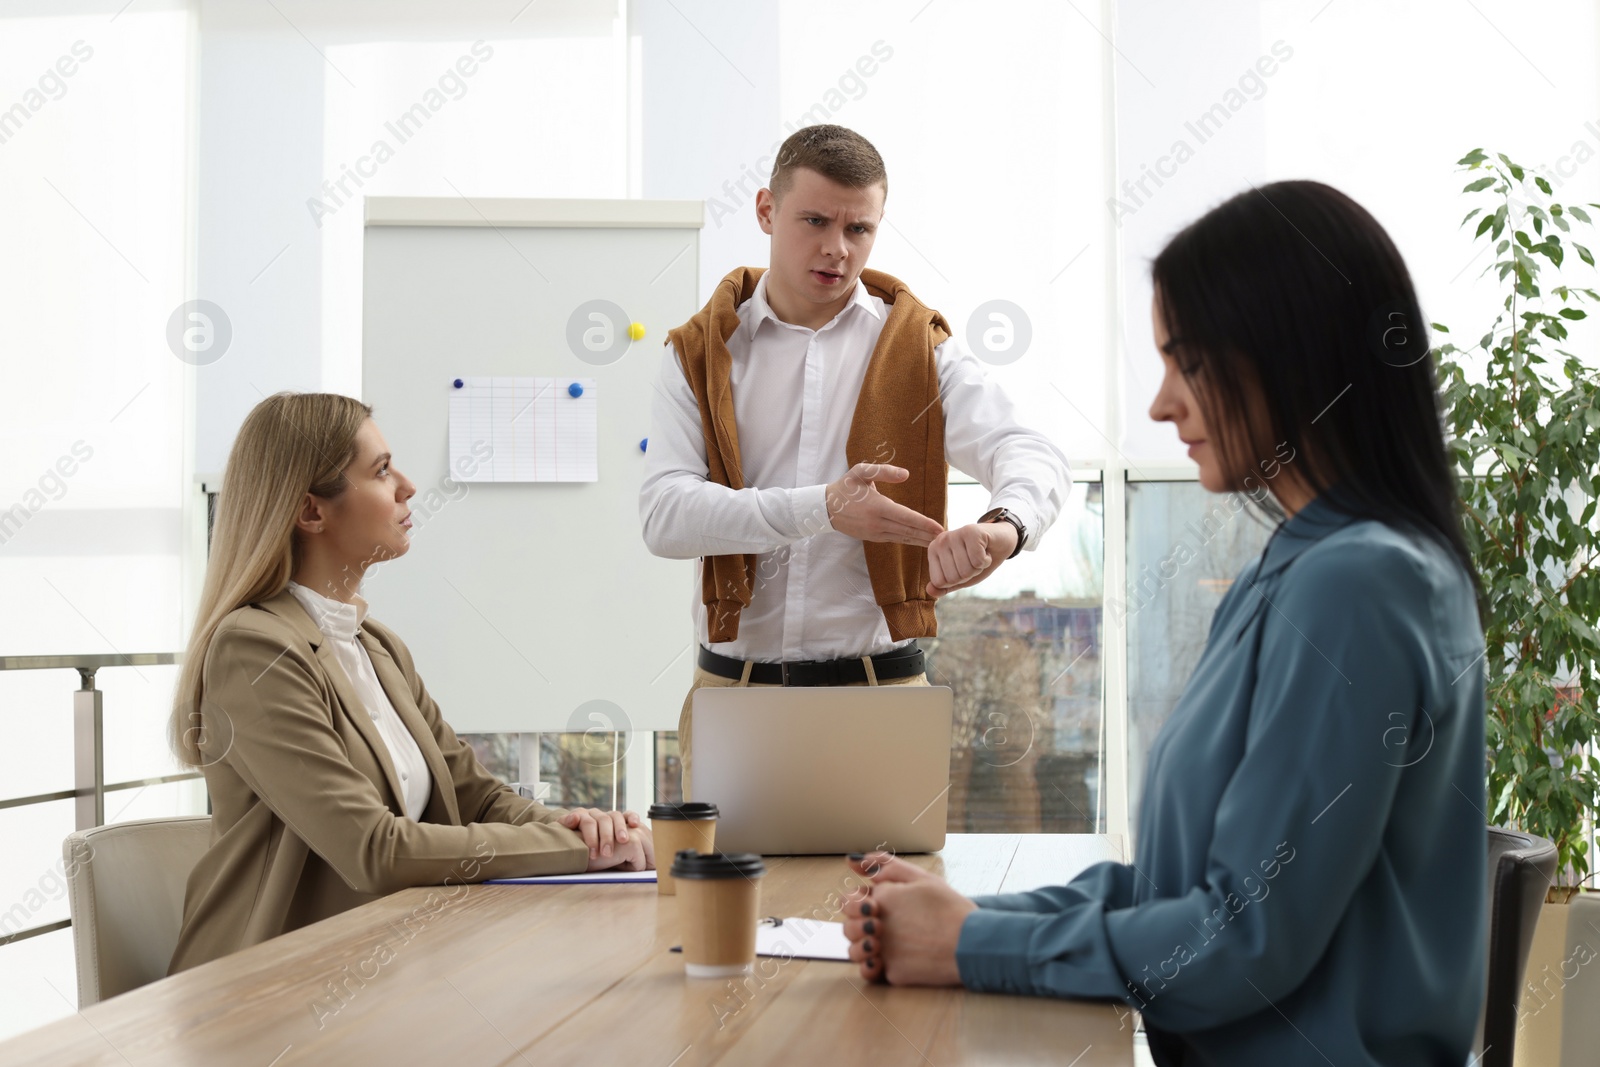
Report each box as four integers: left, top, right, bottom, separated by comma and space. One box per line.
697, 644, 925, 687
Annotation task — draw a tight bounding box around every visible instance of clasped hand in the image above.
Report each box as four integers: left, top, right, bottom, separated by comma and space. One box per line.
839, 852, 976, 986
557, 808, 655, 872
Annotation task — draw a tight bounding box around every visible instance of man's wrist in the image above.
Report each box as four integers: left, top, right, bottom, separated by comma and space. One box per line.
977, 507, 1026, 559
981, 520, 1019, 560
796, 483, 834, 536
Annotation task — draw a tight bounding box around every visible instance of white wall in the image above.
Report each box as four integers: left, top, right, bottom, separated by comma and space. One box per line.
634, 0, 779, 294
193, 0, 632, 475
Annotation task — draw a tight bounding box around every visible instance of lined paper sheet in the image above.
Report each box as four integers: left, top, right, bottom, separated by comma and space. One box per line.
669, 919, 852, 961
448, 376, 598, 482
487, 870, 655, 885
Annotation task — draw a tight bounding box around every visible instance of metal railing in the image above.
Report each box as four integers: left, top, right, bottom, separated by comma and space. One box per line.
0, 652, 197, 947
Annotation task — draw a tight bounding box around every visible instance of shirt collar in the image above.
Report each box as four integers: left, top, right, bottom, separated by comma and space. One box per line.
1254, 492, 1357, 581
286, 580, 369, 641
743, 271, 883, 341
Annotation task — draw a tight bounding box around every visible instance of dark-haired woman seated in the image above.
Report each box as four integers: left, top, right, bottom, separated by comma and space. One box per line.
168, 394, 652, 973
841, 181, 1487, 1066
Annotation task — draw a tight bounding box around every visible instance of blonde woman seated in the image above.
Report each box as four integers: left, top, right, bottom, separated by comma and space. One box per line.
168, 393, 652, 974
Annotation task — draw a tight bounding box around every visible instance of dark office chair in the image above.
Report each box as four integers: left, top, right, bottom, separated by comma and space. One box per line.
1476, 826, 1558, 1067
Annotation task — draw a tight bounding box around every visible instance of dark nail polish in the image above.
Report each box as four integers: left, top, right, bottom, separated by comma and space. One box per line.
848, 852, 865, 861
862, 939, 874, 953
861, 902, 872, 917
865, 863, 881, 876
864, 920, 875, 935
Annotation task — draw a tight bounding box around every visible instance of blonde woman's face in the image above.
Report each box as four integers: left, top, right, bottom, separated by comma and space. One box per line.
316, 419, 416, 568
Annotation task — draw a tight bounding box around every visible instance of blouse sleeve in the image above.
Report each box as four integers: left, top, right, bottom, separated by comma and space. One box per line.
955, 539, 1434, 1030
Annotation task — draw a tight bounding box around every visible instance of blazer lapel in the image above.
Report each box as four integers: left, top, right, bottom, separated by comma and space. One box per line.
256, 589, 410, 814
357, 628, 460, 826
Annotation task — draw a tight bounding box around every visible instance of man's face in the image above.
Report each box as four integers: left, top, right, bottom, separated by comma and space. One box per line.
756, 166, 885, 315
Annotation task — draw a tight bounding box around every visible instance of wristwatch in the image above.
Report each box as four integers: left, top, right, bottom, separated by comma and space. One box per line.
977, 507, 1026, 559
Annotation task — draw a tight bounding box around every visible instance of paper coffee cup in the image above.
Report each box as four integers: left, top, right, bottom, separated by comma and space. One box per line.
671, 850, 765, 978
648, 802, 719, 896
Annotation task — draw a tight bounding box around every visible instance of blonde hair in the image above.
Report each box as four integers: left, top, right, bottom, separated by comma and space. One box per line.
171, 392, 372, 766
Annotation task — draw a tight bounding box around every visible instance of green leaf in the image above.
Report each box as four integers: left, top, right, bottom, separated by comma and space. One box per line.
1558, 308, 1587, 320
1477, 214, 1496, 238
1568, 614, 1600, 647
1537, 176, 1553, 194
1571, 206, 1593, 224
1577, 243, 1595, 267
1432, 322, 1450, 333
1459, 149, 1489, 166
1464, 176, 1496, 193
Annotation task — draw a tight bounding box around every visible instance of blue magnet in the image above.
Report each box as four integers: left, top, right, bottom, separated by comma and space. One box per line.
567, 381, 584, 398
453, 378, 464, 389
639, 437, 648, 453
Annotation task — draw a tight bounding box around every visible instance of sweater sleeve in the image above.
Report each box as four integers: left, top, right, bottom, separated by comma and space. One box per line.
955, 541, 1432, 1029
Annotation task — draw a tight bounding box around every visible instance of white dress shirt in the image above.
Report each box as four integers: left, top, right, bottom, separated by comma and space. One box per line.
286, 581, 433, 820
640, 272, 1072, 663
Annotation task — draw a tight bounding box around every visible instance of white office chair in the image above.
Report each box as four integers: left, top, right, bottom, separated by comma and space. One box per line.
63, 816, 212, 1006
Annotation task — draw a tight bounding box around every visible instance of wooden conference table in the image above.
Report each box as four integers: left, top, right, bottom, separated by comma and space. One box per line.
0, 834, 1133, 1066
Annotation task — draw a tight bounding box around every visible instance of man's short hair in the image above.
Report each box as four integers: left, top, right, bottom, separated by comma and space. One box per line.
769, 125, 887, 202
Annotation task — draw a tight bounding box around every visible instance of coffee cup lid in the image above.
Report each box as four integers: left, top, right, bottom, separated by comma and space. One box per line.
669, 850, 765, 880
648, 801, 719, 821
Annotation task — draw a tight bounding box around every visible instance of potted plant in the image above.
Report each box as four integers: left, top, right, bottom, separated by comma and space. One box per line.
1432, 148, 1600, 1065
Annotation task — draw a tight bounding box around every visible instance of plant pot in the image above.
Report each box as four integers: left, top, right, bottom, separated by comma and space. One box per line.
1513, 889, 1600, 1066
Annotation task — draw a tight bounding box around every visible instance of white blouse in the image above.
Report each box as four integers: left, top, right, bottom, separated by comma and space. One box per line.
286, 581, 433, 820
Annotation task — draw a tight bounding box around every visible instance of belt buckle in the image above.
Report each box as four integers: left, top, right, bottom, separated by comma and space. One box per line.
780, 661, 793, 687
782, 658, 828, 686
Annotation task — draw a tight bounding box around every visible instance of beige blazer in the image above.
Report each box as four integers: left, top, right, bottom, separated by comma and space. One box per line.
168, 589, 587, 974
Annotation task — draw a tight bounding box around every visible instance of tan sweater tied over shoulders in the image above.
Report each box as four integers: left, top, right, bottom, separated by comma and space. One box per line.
666, 266, 950, 645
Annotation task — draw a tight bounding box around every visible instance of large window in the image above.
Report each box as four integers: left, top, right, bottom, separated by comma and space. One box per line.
0, 3, 201, 1041
926, 480, 1104, 833
1124, 481, 1274, 834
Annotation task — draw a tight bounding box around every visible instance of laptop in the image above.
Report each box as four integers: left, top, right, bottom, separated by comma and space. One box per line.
689, 685, 954, 855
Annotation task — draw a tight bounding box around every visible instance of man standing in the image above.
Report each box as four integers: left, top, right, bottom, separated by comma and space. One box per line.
640, 125, 1071, 796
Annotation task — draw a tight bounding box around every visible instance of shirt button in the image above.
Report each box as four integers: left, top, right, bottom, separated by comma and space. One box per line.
401, 772, 409, 780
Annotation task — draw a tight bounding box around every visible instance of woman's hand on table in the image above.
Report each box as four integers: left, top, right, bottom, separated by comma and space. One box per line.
841, 852, 975, 986
559, 808, 656, 871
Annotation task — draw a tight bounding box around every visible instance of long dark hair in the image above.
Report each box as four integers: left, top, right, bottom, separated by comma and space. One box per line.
1151, 179, 1476, 581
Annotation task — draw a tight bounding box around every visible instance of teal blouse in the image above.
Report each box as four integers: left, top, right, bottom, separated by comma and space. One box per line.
956, 496, 1487, 1066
